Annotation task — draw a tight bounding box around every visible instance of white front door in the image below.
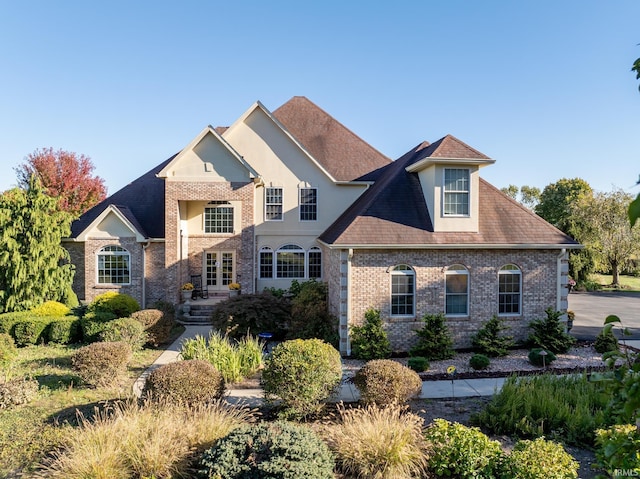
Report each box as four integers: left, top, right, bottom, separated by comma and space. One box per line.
204, 250, 235, 292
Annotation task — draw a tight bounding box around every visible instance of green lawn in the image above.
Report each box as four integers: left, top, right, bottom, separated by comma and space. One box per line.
591, 273, 640, 292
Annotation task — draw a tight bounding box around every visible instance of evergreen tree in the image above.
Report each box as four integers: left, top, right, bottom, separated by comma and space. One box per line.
0, 179, 74, 312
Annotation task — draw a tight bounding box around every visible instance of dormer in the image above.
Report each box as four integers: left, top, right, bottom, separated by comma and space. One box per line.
405, 135, 495, 233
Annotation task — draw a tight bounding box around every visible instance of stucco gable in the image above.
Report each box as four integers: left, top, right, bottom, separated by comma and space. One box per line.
75, 205, 147, 242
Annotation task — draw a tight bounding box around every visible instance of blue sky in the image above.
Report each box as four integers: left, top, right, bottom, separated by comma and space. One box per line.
1, 1, 639, 198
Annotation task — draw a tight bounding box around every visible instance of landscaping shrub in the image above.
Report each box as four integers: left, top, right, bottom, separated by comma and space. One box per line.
132, 308, 175, 346
142, 360, 225, 405
594, 326, 619, 353
409, 312, 455, 360
47, 317, 81, 344
354, 359, 422, 406
61, 283, 80, 309
0, 333, 16, 370
594, 424, 640, 477
407, 356, 429, 372
471, 314, 514, 357
198, 421, 335, 479
79, 312, 117, 343
31, 301, 70, 317
469, 353, 490, 370
527, 307, 576, 354
325, 404, 427, 479
71, 341, 132, 388
424, 419, 504, 479
0, 311, 31, 335
87, 291, 140, 318
99, 317, 148, 352
504, 437, 579, 479
528, 347, 557, 366
0, 376, 39, 409
471, 373, 608, 447
130, 308, 164, 328
262, 338, 342, 419
350, 308, 391, 360
288, 279, 339, 347
12, 318, 50, 346
210, 292, 290, 340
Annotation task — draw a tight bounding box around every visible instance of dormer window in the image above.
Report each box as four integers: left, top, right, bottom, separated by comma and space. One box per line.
443, 168, 470, 216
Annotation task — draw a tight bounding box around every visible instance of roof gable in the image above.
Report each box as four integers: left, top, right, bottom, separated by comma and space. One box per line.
76, 205, 147, 242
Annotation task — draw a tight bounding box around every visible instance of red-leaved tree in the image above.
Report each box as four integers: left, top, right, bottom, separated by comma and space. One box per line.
15, 148, 107, 216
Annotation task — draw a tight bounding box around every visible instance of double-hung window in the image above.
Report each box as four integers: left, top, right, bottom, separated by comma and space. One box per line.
443, 168, 470, 216
390, 265, 415, 316
308, 247, 322, 279
97, 245, 130, 285
259, 247, 274, 279
265, 187, 283, 221
498, 264, 522, 315
204, 201, 233, 233
445, 264, 469, 315
299, 187, 317, 221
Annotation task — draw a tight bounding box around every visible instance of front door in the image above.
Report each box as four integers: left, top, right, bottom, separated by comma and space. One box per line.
204, 250, 235, 292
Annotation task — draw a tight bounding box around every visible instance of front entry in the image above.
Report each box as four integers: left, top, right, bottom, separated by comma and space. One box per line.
204, 250, 235, 292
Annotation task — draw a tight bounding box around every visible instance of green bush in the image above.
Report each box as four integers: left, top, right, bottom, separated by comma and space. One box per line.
131, 308, 175, 346
528, 348, 557, 366
31, 301, 70, 317
79, 312, 117, 343
87, 291, 140, 318
409, 312, 455, 360
471, 315, 514, 357
61, 283, 80, 309
198, 421, 335, 479
0, 377, 39, 410
424, 419, 504, 479
504, 437, 579, 479
142, 359, 225, 405
0, 333, 16, 370
71, 341, 132, 388
288, 280, 339, 347
13, 319, 50, 346
527, 307, 576, 354
99, 317, 147, 352
262, 338, 342, 419
407, 356, 429, 372
469, 353, 491, 370
0, 311, 31, 335
594, 326, 619, 353
47, 317, 81, 344
354, 359, 422, 406
595, 424, 640, 477
210, 293, 290, 340
350, 308, 391, 360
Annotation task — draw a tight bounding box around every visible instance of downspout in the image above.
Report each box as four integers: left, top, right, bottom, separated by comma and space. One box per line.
142, 241, 151, 309
346, 248, 353, 356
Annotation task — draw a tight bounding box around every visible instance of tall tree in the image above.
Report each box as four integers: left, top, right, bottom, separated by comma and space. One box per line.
0, 179, 75, 312
570, 189, 640, 287
535, 178, 593, 233
500, 184, 540, 209
15, 148, 107, 217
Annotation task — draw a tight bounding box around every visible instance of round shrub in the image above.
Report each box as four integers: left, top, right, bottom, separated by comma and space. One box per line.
594, 327, 619, 354
79, 313, 117, 343
198, 421, 335, 479
99, 317, 147, 352
47, 318, 81, 344
0, 333, 17, 369
142, 360, 225, 405
425, 419, 504, 478
88, 292, 140, 318
353, 359, 423, 406
13, 319, 50, 346
31, 301, 70, 317
407, 356, 430, 372
262, 339, 342, 419
504, 437, 579, 478
469, 353, 490, 370
71, 341, 132, 388
131, 308, 175, 346
130, 308, 164, 328
528, 348, 557, 367
0, 377, 39, 409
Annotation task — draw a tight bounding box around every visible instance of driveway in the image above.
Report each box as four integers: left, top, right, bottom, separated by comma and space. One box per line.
568, 291, 640, 340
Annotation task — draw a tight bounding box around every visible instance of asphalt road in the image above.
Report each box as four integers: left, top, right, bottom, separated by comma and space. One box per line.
568, 291, 640, 340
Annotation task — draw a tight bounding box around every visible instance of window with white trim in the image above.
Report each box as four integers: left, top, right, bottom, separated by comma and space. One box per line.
391, 264, 415, 316
259, 247, 273, 279
265, 187, 283, 221
498, 264, 522, 315
308, 247, 322, 279
443, 168, 470, 216
299, 187, 317, 221
445, 264, 469, 315
97, 245, 130, 285
276, 244, 305, 278
204, 201, 233, 233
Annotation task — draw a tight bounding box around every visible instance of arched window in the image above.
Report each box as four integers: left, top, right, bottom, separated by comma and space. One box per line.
276, 244, 305, 278
308, 246, 322, 279
97, 245, 130, 285
445, 264, 468, 315
498, 264, 522, 315
391, 264, 415, 316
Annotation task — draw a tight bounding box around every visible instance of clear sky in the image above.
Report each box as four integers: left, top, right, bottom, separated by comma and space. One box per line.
1, 1, 639, 198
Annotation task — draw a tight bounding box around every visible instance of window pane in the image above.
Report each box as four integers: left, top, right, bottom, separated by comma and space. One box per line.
391, 267, 414, 316
204, 206, 233, 233
277, 245, 305, 278
260, 251, 273, 279
266, 188, 283, 221
308, 250, 322, 279
445, 271, 468, 315
299, 188, 317, 221
444, 169, 470, 216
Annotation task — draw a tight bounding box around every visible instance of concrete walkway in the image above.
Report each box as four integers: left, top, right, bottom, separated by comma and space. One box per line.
134, 325, 640, 406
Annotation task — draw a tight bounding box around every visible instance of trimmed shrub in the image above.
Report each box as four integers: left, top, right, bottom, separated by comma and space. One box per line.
71, 341, 132, 388
528, 348, 557, 366
47, 317, 81, 344
594, 326, 619, 353
471, 315, 514, 357
354, 359, 422, 406
131, 308, 175, 346
79, 311, 117, 343
0, 311, 32, 335
324, 404, 427, 479
425, 419, 504, 479
13, 318, 50, 346
31, 301, 70, 317
88, 291, 140, 318
350, 308, 391, 360
595, 424, 640, 476
262, 338, 342, 419
130, 308, 164, 328
407, 356, 430, 372
0, 377, 39, 409
142, 360, 225, 405
0, 333, 17, 369
504, 437, 579, 478
211, 293, 290, 340
469, 353, 491, 370
198, 421, 335, 479
99, 317, 147, 352
528, 307, 576, 354
409, 312, 455, 360
288, 279, 339, 346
